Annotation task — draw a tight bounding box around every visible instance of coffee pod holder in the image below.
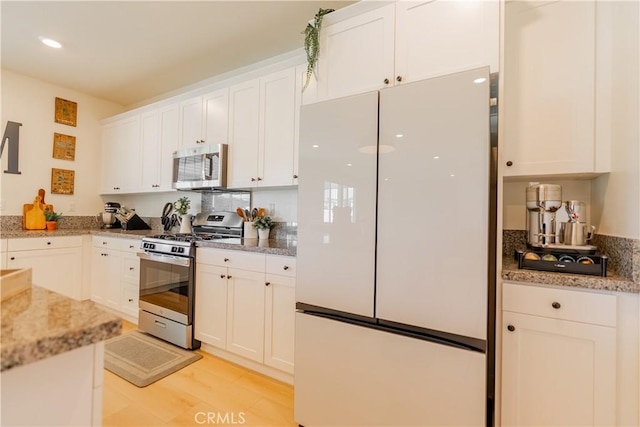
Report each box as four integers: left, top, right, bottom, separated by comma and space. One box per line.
515, 249, 608, 277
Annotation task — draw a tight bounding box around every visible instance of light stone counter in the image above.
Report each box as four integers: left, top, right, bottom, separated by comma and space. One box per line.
502, 259, 640, 294
1, 285, 121, 372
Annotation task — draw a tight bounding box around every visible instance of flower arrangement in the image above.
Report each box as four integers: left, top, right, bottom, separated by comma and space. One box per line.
173, 196, 191, 215
252, 215, 275, 230
44, 210, 63, 222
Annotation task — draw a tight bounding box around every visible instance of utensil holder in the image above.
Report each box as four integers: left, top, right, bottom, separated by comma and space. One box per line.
244, 222, 257, 239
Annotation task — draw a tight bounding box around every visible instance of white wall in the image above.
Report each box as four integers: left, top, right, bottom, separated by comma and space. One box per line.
0, 69, 124, 216
592, 1, 640, 240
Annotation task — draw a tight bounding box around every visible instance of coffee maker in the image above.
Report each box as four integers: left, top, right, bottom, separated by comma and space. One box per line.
99, 202, 121, 229
526, 183, 562, 247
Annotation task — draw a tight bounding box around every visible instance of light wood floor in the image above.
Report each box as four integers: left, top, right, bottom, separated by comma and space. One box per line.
103, 321, 297, 426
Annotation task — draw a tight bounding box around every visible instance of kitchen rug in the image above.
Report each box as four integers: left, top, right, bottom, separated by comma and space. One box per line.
104, 330, 202, 387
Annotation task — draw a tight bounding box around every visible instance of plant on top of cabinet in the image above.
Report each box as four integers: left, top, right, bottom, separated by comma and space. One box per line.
303, 8, 335, 90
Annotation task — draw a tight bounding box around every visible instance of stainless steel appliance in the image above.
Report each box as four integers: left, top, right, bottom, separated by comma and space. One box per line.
99, 202, 121, 229
137, 211, 243, 349
172, 144, 228, 190
559, 200, 596, 246
526, 183, 563, 247
295, 68, 498, 426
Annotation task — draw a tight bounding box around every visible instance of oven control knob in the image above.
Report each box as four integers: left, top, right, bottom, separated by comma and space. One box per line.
179, 247, 184, 253
171, 247, 178, 253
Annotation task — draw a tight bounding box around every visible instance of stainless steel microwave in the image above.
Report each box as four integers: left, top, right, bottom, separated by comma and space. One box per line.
172, 144, 228, 190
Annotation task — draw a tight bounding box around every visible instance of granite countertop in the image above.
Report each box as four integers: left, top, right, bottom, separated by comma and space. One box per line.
502, 258, 640, 294
1, 229, 297, 257
1, 286, 122, 372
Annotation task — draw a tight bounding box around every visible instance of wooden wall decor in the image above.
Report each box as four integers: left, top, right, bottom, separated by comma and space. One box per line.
51, 168, 75, 194
54, 97, 77, 127
52, 133, 76, 161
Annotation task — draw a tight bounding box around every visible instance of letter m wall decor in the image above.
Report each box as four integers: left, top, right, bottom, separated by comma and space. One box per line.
1, 121, 22, 174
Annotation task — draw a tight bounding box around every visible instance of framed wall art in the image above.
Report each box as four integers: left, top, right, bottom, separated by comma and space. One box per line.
54, 97, 77, 127
51, 168, 75, 195
52, 133, 76, 161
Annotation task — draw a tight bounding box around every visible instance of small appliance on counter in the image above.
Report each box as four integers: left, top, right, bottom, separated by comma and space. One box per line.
114, 206, 151, 230
520, 185, 606, 276
99, 202, 121, 229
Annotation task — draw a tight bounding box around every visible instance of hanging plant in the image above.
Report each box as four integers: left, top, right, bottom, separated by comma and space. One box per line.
303, 7, 335, 91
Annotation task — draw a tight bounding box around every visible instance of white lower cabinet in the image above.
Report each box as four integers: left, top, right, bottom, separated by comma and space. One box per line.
6, 236, 83, 300
195, 248, 296, 377
90, 236, 140, 322
501, 282, 617, 426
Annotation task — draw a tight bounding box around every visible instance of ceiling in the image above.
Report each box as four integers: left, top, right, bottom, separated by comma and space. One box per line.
1, 1, 355, 107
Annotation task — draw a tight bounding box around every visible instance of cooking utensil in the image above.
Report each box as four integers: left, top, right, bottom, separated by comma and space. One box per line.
22, 189, 53, 229
236, 207, 247, 221
25, 196, 46, 230
251, 208, 258, 221
245, 208, 251, 221
560, 222, 596, 246
161, 202, 173, 231
257, 207, 266, 218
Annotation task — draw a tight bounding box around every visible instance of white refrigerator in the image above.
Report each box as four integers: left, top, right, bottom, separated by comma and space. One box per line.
295, 67, 497, 426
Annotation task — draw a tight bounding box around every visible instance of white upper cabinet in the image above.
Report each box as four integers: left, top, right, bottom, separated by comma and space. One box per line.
315, 1, 499, 102
259, 68, 297, 187
140, 105, 179, 192
179, 88, 229, 147
100, 116, 141, 194
317, 4, 395, 101
502, 0, 610, 177
228, 79, 261, 188
228, 67, 299, 189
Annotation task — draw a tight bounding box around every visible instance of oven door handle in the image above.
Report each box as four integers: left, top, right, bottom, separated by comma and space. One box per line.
137, 251, 191, 267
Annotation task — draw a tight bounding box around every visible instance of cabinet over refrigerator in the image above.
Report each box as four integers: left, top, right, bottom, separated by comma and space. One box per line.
295, 67, 498, 426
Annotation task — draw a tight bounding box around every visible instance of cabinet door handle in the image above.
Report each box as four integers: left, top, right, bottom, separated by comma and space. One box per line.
506, 161, 513, 167
227, 275, 232, 279
293, 174, 298, 179
552, 301, 561, 309
128, 298, 133, 302
102, 241, 108, 245
220, 274, 226, 279
507, 325, 515, 332
383, 78, 390, 85
129, 267, 134, 271
47, 242, 52, 245
396, 75, 403, 82
10, 256, 15, 261
283, 266, 289, 271
251, 178, 256, 182
265, 282, 271, 286
257, 177, 262, 181
224, 258, 229, 262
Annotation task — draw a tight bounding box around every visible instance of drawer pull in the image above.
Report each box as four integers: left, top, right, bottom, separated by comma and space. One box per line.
265, 282, 271, 286
47, 242, 52, 245
552, 301, 561, 309
507, 325, 515, 332
128, 298, 133, 302
129, 267, 135, 271
224, 258, 229, 262
102, 241, 108, 245
283, 266, 289, 271
10, 256, 15, 261
154, 320, 167, 328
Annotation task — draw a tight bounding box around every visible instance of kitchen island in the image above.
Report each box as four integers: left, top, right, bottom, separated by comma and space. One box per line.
1, 285, 121, 426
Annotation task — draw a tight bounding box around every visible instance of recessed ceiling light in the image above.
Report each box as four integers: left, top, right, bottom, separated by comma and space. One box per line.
40, 37, 62, 49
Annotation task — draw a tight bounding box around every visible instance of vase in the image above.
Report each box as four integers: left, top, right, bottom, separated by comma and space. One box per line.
179, 214, 192, 234
258, 228, 270, 240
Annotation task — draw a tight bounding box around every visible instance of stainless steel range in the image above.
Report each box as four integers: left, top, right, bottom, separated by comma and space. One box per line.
137, 211, 243, 349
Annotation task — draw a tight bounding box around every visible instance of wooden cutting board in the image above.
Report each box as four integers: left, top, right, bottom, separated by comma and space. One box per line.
23, 189, 53, 230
